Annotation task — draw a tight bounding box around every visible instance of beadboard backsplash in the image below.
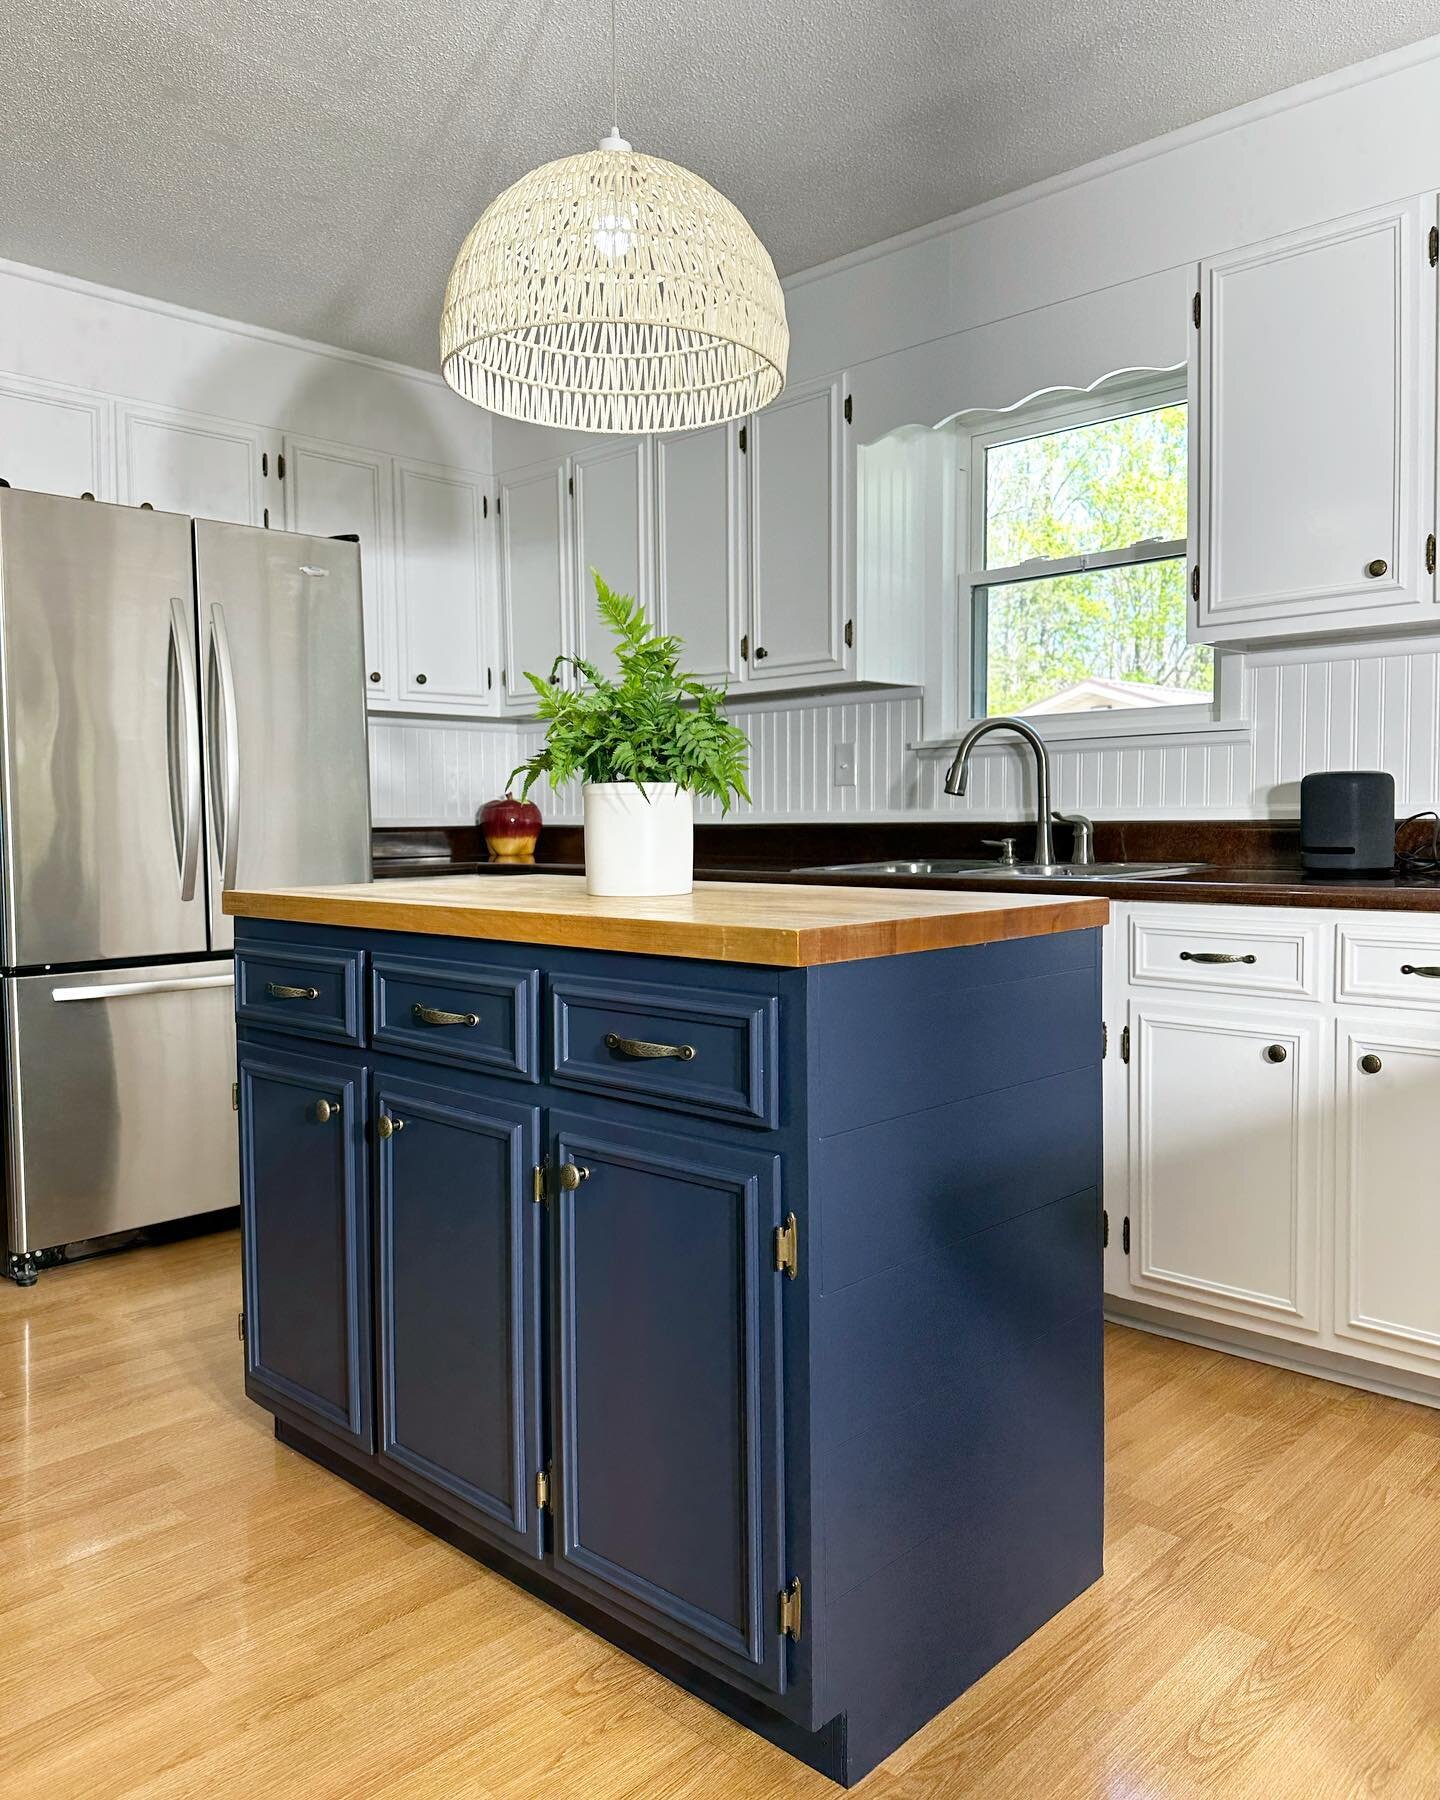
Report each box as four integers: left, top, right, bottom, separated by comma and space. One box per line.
368, 635, 1440, 828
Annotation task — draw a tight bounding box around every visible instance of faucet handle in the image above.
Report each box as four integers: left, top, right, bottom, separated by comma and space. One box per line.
981, 836, 1020, 866
1051, 811, 1095, 867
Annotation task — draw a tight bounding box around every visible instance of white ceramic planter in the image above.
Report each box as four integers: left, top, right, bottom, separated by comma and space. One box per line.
583, 782, 694, 896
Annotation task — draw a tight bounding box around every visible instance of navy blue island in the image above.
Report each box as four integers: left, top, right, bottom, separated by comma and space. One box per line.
226, 873, 1108, 1786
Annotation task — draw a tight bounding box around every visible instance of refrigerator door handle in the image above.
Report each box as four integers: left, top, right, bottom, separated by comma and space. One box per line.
52, 973, 235, 1003
206, 602, 242, 892
166, 596, 202, 901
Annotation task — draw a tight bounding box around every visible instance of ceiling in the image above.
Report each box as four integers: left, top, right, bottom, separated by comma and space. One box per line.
4, 2, 1436, 373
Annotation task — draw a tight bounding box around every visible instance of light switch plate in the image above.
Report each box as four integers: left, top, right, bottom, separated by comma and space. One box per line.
833, 742, 856, 788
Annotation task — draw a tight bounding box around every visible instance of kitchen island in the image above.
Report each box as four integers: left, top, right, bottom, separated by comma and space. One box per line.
225, 876, 1108, 1786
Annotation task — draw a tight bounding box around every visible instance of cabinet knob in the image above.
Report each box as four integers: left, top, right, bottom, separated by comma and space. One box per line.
753, 645, 768, 661
415, 673, 427, 685
1263, 1043, 1288, 1064
1366, 558, 1389, 578
314, 1097, 341, 1123
377, 1114, 405, 1139
558, 1162, 590, 1190
369, 671, 381, 683
1359, 1053, 1383, 1075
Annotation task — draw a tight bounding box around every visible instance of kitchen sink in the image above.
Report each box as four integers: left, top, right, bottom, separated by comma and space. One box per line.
806, 859, 1212, 881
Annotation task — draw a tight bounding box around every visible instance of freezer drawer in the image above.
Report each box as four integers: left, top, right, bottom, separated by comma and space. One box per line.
3, 961, 238, 1255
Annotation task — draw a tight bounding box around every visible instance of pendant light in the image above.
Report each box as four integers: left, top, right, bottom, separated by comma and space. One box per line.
440, 0, 788, 434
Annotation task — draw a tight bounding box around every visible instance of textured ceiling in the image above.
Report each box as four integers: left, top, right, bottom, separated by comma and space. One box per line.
3, 1, 1437, 372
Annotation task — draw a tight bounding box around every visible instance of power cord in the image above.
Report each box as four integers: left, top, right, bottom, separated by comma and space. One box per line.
1395, 811, 1440, 874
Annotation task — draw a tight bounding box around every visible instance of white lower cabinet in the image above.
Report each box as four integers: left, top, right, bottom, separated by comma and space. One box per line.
1107, 902, 1440, 1399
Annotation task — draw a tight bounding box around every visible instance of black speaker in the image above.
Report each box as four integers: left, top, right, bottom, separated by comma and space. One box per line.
1300, 770, 1395, 875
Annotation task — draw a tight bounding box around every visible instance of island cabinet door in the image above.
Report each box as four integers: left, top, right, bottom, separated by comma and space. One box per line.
238, 1046, 372, 1451
548, 1111, 789, 1695
373, 1072, 544, 1561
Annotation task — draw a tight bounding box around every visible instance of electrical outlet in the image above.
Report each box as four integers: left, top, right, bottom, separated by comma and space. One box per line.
833, 742, 856, 788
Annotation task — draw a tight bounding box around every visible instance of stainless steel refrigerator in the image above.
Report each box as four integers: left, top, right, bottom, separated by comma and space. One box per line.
0, 489, 372, 1284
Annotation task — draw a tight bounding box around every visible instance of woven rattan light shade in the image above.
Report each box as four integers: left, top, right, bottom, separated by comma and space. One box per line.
440, 144, 789, 434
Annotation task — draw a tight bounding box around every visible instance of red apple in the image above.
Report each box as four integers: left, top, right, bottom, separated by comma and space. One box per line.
478, 791, 542, 863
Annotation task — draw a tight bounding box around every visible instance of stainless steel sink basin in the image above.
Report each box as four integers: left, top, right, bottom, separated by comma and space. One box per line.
806, 859, 1211, 882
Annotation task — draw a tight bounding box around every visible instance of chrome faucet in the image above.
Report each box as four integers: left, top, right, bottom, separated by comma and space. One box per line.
943, 716, 1055, 867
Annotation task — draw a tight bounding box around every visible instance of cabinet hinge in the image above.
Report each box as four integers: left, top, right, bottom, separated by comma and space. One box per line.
231, 1080, 239, 1112
1120, 1024, 1131, 1064
843, 618, 854, 651
536, 1465, 551, 1511
1428, 532, 1436, 577
1190, 564, 1200, 604
738, 425, 748, 455
740, 633, 749, 662
496, 494, 502, 515
532, 1161, 547, 1205
774, 1212, 799, 1279
482, 494, 488, 519
1102, 1022, 1108, 1060
276, 452, 286, 480
1102, 1210, 1109, 1250
1192, 290, 1201, 329
778, 1576, 803, 1640
843, 392, 853, 425
262, 507, 270, 530
237, 1309, 245, 1342
568, 475, 574, 496
1122, 1216, 1131, 1256
261, 451, 268, 478
1430, 224, 1438, 268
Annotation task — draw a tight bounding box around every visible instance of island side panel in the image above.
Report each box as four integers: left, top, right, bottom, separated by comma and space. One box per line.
805, 929, 1104, 1782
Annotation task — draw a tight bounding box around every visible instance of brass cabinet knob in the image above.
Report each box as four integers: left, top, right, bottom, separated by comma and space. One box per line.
314, 1097, 341, 1123
369, 671, 381, 683
377, 1114, 405, 1139
1359, 1053, 1383, 1075
753, 645, 768, 660
415, 673, 427, 684
558, 1162, 590, 1190
1264, 1044, 1288, 1064
1366, 558, 1389, 578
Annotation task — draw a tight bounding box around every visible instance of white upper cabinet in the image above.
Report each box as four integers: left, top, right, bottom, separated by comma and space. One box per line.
394, 459, 490, 708
655, 422, 743, 688
118, 401, 274, 525
746, 373, 853, 687
1192, 195, 1436, 642
282, 435, 396, 701
498, 462, 570, 711
570, 439, 653, 682
0, 374, 113, 500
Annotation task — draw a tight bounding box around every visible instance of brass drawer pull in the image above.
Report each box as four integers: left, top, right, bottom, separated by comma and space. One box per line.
377, 1114, 405, 1139
314, 1097, 341, 1123
605, 1031, 696, 1062
1400, 964, 1440, 979
1179, 951, 1256, 965
267, 981, 319, 1000
413, 1002, 480, 1027
1264, 1044, 1288, 1064
559, 1162, 589, 1190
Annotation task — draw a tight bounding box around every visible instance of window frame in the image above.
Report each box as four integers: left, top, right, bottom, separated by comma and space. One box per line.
956, 376, 1229, 737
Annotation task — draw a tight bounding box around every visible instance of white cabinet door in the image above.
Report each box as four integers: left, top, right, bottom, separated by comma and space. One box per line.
118, 402, 273, 525
498, 463, 570, 711
394, 459, 489, 707
1192, 196, 1434, 641
1335, 1018, 1440, 1366
655, 422, 743, 688
283, 435, 396, 700
746, 374, 852, 686
0, 374, 113, 500
1128, 998, 1322, 1330
570, 439, 652, 682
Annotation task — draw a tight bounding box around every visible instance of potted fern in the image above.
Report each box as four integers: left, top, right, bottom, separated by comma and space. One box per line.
509, 573, 750, 896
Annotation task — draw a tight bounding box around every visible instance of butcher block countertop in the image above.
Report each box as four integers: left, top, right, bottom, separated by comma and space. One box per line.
223, 873, 1109, 968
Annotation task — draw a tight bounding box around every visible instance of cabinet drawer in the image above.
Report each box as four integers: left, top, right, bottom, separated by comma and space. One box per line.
1336, 925, 1440, 1010
235, 941, 364, 1044
549, 973, 778, 1127
371, 954, 538, 1080
1127, 912, 1319, 1000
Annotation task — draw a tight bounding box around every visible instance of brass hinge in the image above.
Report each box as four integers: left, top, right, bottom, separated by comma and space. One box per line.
1190, 564, 1200, 603
231, 1079, 239, 1112
843, 393, 853, 425
496, 494, 502, 515
1122, 1217, 1131, 1255
482, 494, 488, 519
237, 1310, 245, 1341
568, 475, 574, 496
277, 452, 286, 480
843, 618, 854, 651
261, 451, 268, 478
1428, 532, 1436, 576
1192, 290, 1201, 329
1430, 224, 1438, 268
1120, 1024, 1131, 1064
1102, 1210, 1109, 1249
1102, 1022, 1108, 1060
740, 633, 749, 661
262, 506, 270, 530
532, 1161, 547, 1205
778, 1577, 803, 1641
738, 425, 748, 455
536, 1466, 551, 1511
774, 1212, 799, 1279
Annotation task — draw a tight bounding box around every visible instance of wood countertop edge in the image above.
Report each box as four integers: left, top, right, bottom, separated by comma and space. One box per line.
223, 885, 1109, 967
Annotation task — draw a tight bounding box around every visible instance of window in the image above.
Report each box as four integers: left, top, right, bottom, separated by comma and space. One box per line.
966, 392, 1212, 720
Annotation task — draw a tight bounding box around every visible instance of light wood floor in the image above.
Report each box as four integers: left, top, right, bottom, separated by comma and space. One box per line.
4, 1232, 1440, 1799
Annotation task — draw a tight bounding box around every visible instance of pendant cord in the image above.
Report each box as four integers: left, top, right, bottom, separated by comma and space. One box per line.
610, 0, 619, 136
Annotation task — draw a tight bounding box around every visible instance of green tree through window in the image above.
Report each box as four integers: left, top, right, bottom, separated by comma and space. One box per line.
977, 402, 1212, 716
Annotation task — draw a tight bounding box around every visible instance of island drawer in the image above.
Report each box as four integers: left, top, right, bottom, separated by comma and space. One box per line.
371, 953, 539, 1080
235, 941, 364, 1044
549, 973, 778, 1127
